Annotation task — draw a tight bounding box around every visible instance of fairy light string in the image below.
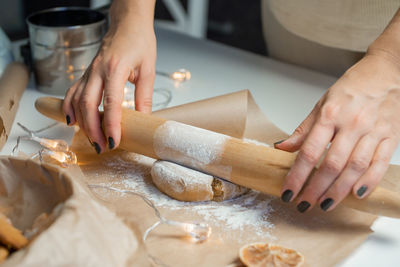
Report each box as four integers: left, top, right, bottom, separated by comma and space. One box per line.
156, 68, 191, 82
12, 122, 77, 167
89, 184, 211, 267
88, 184, 211, 243
123, 68, 190, 109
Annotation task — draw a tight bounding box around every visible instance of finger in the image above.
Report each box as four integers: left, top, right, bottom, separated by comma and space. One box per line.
275, 102, 320, 152
296, 129, 360, 211
135, 64, 155, 114
71, 82, 86, 133
103, 67, 128, 150
63, 83, 79, 125
280, 120, 334, 205
79, 73, 105, 153
353, 138, 397, 199
318, 134, 379, 211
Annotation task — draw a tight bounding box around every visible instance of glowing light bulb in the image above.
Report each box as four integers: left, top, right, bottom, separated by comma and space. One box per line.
40, 149, 77, 167
122, 100, 135, 108
14, 123, 78, 168
181, 222, 211, 243
33, 137, 69, 152
170, 69, 191, 82
164, 220, 211, 243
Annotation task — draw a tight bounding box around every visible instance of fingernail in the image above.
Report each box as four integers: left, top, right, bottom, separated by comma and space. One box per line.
88, 138, 94, 146
66, 115, 71, 125
274, 139, 285, 146
281, 189, 293, 203
108, 137, 115, 150
320, 198, 334, 211
357, 185, 368, 198
297, 201, 310, 213
93, 142, 101, 154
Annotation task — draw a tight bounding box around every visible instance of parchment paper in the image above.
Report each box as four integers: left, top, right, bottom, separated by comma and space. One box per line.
70, 90, 391, 267
0, 63, 29, 151
0, 156, 138, 267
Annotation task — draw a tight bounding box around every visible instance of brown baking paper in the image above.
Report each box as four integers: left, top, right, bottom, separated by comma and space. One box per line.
0, 156, 138, 266
0, 63, 29, 152
68, 90, 396, 267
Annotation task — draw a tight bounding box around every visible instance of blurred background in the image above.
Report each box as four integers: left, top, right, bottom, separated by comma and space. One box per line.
0, 0, 267, 56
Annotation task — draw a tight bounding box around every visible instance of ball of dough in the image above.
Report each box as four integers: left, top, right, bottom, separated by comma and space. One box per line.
151, 160, 248, 202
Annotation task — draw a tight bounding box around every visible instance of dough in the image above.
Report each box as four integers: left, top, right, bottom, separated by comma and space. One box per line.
151, 160, 249, 202
239, 243, 304, 267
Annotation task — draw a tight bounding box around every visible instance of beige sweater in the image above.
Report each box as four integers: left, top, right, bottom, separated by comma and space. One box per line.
268, 0, 399, 52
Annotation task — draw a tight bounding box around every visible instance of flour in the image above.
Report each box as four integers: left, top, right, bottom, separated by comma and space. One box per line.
89, 152, 276, 241
243, 138, 271, 148
190, 191, 275, 240
153, 121, 232, 178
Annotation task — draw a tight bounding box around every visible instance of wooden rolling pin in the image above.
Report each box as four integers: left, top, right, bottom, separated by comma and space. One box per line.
0, 62, 29, 151
35, 97, 400, 218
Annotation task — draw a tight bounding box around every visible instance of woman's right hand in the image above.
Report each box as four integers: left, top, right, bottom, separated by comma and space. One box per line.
63, 0, 156, 154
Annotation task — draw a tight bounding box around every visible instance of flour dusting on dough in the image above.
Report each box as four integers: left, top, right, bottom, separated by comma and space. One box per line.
153, 121, 232, 179
151, 160, 248, 202
151, 160, 214, 201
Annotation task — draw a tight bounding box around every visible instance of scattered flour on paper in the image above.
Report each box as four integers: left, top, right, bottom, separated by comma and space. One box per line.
89, 152, 276, 241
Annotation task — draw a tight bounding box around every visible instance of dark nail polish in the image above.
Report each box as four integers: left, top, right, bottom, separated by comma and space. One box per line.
274, 139, 285, 146
93, 142, 101, 154
66, 115, 71, 125
297, 201, 310, 213
281, 190, 293, 203
357, 185, 368, 198
320, 198, 334, 211
108, 137, 115, 150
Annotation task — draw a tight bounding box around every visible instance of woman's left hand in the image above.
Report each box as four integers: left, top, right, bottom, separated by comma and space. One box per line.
276, 49, 400, 212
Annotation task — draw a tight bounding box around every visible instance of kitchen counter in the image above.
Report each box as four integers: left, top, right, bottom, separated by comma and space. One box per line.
2, 28, 400, 267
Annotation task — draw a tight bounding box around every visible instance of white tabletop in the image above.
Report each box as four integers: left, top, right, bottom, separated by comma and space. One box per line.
2, 28, 400, 267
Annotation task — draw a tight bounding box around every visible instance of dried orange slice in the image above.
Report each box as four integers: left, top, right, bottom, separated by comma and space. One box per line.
239, 242, 304, 267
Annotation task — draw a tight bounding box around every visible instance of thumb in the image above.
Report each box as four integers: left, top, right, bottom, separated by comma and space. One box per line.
275, 104, 319, 152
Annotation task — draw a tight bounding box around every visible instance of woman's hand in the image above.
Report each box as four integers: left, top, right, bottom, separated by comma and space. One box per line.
276, 50, 400, 212
63, 0, 156, 154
